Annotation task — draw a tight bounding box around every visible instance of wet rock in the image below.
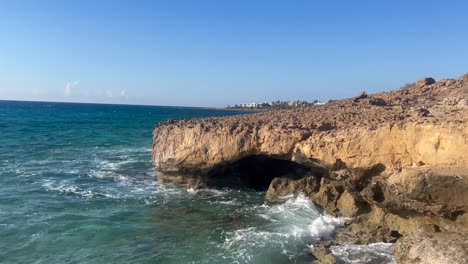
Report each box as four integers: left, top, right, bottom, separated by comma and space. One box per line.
312, 242, 337, 264
266, 176, 320, 201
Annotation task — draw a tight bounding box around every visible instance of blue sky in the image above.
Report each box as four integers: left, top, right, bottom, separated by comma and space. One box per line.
1, 0, 467, 107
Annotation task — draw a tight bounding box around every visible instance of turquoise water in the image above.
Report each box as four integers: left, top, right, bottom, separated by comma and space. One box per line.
0, 101, 394, 263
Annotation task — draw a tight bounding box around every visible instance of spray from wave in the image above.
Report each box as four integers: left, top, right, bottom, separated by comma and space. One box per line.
219, 194, 345, 263
332, 242, 396, 264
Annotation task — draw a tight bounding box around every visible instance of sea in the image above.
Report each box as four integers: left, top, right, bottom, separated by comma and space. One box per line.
0, 100, 395, 264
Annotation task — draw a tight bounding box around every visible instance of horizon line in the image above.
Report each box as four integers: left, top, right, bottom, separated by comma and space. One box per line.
0, 99, 236, 110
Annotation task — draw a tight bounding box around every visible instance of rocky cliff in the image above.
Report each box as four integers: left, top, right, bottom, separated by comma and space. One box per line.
152, 74, 468, 263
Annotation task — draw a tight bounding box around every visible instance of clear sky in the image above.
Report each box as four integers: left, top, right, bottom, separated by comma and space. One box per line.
1, 0, 467, 107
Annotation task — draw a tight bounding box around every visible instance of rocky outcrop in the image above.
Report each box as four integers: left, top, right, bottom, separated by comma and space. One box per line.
152, 74, 468, 263
416, 77, 436, 88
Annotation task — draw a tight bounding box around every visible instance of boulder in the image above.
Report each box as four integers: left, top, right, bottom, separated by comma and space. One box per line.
368, 97, 388, 106
266, 176, 320, 201
353, 92, 368, 102
416, 77, 436, 88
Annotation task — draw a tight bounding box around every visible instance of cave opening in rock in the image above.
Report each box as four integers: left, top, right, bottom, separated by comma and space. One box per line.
207, 155, 325, 191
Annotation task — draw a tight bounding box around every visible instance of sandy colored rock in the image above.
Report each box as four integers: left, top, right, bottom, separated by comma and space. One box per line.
336, 190, 361, 217
152, 73, 468, 259
153, 74, 467, 176
376, 166, 468, 221
266, 176, 320, 201
394, 232, 468, 264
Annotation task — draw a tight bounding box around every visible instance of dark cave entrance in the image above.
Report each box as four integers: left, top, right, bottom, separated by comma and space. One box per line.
207, 155, 325, 191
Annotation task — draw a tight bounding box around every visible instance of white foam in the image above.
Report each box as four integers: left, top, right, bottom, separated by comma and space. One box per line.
42, 177, 155, 200
42, 180, 94, 198
101, 147, 152, 155
217, 200, 238, 205
187, 188, 197, 194
331, 242, 396, 264
220, 194, 345, 262
308, 215, 345, 240
185, 187, 229, 197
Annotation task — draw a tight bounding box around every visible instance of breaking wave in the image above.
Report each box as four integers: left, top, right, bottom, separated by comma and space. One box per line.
219, 195, 345, 263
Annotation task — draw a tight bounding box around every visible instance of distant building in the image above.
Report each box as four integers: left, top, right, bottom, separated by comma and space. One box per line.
229, 99, 325, 109
240, 103, 259, 108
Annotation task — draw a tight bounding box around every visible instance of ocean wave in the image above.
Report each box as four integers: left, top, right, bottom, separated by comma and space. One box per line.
220, 194, 345, 262
88, 157, 154, 182
42, 180, 94, 198
41, 175, 158, 200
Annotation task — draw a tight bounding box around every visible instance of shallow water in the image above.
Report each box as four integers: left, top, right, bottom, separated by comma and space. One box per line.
0, 101, 394, 263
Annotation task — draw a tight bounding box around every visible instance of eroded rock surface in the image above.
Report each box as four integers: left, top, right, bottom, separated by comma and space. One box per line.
152, 74, 468, 263
394, 232, 468, 264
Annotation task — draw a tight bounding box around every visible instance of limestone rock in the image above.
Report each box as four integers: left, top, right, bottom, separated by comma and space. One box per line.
381, 166, 468, 221
394, 232, 468, 264
438, 78, 456, 87
266, 176, 320, 201
457, 98, 467, 109
311, 178, 344, 213
336, 190, 361, 217
152, 73, 468, 254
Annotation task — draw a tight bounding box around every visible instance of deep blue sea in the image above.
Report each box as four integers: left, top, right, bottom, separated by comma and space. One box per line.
0, 101, 394, 264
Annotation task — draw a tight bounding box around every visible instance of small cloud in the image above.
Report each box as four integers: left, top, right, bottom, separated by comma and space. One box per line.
105, 89, 113, 98
120, 89, 129, 99
64, 81, 79, 97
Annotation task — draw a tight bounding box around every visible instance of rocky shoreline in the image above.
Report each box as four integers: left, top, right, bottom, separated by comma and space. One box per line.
152, 74, 467, 263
